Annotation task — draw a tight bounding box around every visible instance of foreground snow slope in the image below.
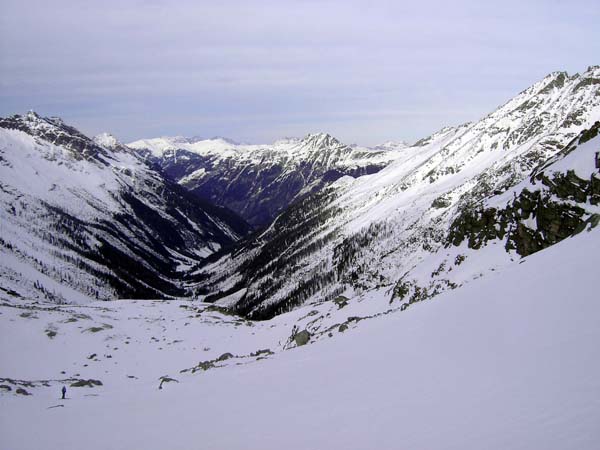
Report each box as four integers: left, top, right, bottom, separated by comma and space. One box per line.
2, 228, 598, 450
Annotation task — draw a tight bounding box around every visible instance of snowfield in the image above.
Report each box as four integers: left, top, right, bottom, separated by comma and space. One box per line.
1, 228, 598, 450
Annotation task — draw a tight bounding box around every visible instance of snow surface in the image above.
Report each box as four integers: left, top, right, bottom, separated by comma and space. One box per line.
1, 228, 599, 450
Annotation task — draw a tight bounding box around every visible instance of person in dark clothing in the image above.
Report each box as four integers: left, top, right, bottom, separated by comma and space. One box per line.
61, 386, 66, 399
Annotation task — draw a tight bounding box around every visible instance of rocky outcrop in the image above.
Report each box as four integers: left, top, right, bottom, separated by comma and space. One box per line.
448, 122, 600, 257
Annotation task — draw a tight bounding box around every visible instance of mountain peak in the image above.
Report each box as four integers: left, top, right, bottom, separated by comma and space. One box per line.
306, 132, 333, 139
581, 65, 600, 77
21, 111, 65, 129
0, 112, 111, 163
1, 111, 56, 133
25, 110, 41, 121
302, 132, 343, 150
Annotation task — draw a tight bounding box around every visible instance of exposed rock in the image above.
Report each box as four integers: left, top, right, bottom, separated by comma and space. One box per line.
448, 172, 598, 257
84, 327, 105, 333
158, 376, 179, 389
294, 330, 311, 347
249, 349, 273, 357
431, 196, 451, 209
70, 379, 103, 388
333, 296, 349, 309
216, 352, 234, 362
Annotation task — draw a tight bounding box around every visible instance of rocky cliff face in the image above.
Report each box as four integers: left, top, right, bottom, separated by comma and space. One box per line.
393, 121, 600, 311
448, 121, 600, 256
195, 67, 600, 319
0, 113, 251, 303
129, 133, 404, 227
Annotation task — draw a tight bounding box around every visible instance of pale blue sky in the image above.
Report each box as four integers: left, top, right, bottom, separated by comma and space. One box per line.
1, 0, 598, 145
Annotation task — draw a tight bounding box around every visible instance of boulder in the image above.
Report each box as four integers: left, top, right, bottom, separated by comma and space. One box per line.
294, 330, 311, 346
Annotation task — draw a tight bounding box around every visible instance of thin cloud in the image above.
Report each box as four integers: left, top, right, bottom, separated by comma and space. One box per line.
1, 0, 599, 145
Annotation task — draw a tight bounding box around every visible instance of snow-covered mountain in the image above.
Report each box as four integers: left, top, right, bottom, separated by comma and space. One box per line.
2, 67, 600, 450
197, 66, 600, 319
0, 112, 251, 303
129, 133, 405, 227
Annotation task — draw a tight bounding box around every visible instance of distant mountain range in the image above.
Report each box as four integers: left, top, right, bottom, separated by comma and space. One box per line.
1, 66, 599, 316
128, 133, 407, 227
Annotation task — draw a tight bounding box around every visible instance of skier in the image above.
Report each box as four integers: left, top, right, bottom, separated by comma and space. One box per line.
61, 385, 66, 399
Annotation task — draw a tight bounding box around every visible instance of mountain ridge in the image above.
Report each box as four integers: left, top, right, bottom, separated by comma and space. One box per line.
194, 66, 600, 319
1, 66, 598, 315
0, 113, 251, 303
130, 131, 404, 227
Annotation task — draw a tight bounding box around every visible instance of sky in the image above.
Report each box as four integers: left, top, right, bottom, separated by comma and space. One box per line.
1, 0, 599, 146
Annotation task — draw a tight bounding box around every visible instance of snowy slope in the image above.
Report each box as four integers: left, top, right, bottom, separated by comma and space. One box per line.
1, 222, 598, 450
129, 133, 405, 227
0, 112, 251, 303
197, 66, 600, 319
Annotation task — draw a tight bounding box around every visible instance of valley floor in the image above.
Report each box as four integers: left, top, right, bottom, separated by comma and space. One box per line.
1, 229, 599, 450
